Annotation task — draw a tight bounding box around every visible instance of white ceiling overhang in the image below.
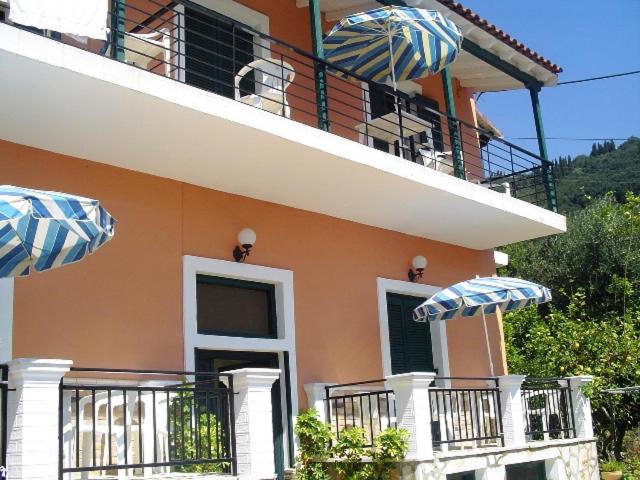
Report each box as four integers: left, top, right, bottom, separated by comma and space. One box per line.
296, 0, 559, 92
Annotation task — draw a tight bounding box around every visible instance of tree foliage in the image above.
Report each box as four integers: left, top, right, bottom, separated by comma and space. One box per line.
500, 193, 640, 461
554, 137, 640, 212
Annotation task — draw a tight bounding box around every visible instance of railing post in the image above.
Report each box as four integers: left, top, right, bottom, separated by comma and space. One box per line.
229, 368, 280, 479
441, 67, 465, 179
385, 372, 436, 460
110, 0, 126, 61
308, 0, 330, 131
5, 358, 72, 480
304, 382, 333, 424
566, 375, 594, 439
528, 86, 558, 212
498, 375, 527, 447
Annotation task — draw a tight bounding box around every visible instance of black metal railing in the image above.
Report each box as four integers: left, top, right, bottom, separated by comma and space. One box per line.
1, 0, 556, 210
429, 377, 504, 450
324, 379, 396, 447
521, 378, 575, 441
0, 364, 8, 477
58, 367, 236, 479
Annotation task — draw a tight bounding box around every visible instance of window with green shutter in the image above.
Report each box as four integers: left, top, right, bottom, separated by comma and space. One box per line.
386, 293, 434, 374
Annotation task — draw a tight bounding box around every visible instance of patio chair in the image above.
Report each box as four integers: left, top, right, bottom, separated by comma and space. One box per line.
234, 58, 295, 118
107, 28, 172, 77
419, 148, 455, 175
69, 390, 171, 479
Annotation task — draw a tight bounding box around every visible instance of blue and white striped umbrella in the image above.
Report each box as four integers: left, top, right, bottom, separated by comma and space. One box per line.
413, 277, 551, 375
413, 277, 552, 322
323, 6, 463, 88
0, 186, 116, 277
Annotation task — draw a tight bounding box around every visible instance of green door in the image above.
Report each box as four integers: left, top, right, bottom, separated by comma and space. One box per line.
196, 350, 288, 480
386, 293, 435, 374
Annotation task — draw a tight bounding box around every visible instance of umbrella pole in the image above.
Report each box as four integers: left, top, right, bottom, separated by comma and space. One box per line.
387, 28, 405, 159
481, 309, 495, 377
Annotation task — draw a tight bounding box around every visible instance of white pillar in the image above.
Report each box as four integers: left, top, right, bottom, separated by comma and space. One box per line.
477, 465, 506, 480
6, 358, 73, 480
385, 372, 436, 461
0, 278, 13, 363
303, 382, 333, 423
229, 368, 280, 480
567, 375, 594, 438
498, 375, 527, 447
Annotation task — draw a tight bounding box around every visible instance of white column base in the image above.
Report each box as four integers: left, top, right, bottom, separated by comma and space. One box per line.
6, 358, 73, 480
229, 368, 280, 480
385, 372, 436, 461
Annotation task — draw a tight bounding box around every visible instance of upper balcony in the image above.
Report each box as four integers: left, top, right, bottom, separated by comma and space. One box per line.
0, 0, 566, 249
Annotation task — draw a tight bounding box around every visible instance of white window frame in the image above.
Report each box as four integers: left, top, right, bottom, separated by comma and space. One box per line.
183, 255, 297, 465
0, 278, 13, 363
376, 277, 450, 378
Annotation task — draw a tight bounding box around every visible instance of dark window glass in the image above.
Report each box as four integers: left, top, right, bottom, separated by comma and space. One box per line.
184, 8, 254, 98
506, 461, 547, 480
447, 472, 475, 480
196, 275, 276, 338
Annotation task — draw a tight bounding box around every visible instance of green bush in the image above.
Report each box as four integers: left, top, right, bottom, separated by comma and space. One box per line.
294, 409, 409, 480
333, 427, 368, 480
169, 393, 227, 473
295, 409, 333, 480
366, 427, 410, 480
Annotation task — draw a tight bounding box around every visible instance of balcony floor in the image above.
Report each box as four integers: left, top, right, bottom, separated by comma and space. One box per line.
0, 25, 565, 250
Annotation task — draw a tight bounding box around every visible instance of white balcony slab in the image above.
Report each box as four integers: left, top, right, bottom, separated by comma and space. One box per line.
0, 25, 565, 250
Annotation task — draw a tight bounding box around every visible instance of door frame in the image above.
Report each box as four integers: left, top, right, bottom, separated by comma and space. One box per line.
376, 277, 450, 378
183, 255, 298, 467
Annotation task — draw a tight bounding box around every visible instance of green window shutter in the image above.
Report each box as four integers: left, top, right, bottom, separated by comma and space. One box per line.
387, 298, 408, 374
386, 293, 434, 374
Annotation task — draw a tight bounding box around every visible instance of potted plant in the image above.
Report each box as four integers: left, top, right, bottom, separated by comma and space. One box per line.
600, 460, 624, 480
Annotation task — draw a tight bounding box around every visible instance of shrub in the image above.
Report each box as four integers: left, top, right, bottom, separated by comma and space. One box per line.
333, 427, 368, 480
295, 409, 333, 480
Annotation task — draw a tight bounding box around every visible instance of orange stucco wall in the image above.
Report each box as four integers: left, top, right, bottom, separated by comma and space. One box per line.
1, 140, 506, 407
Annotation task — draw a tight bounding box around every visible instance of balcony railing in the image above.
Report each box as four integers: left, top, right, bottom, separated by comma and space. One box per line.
324, 375, 584, 454
58, 367, 236, 478
430, 377, 504, 450
325, 377, 504, 451
324, 379, 396, 448
0, 0, 556, 209
0, 364, 7, 472
521, 377, 576, 441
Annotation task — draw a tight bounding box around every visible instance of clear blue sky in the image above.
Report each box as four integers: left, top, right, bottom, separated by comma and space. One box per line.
459, 0, 640, 160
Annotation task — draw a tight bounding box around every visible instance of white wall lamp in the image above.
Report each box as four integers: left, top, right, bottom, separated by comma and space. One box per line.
408, 255, 427, 282
233, 228, 257, 263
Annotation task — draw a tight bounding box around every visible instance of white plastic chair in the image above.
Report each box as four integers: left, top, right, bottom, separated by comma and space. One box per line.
234, 58, 295, 118
419, 148, 455, 175
108, 28, 172, 77
71, 390, 172, 479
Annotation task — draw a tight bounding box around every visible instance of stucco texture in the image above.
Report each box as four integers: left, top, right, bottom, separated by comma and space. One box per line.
0, 139, 506, 405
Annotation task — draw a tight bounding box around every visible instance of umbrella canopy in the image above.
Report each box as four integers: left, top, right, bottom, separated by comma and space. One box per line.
413, 277, 552, 322
323, 6, 463, 88
413, 277, 552, 376
0, 186, 116, 277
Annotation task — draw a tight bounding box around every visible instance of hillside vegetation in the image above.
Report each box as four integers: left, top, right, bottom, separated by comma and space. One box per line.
553, 136, 640, 213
